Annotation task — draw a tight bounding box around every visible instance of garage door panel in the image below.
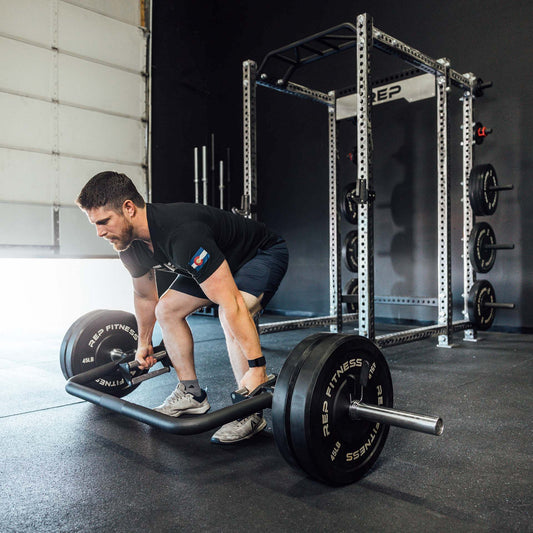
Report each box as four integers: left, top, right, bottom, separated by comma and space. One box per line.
0, 0, 51, 46
66, 0, 140, 26
0, 203, 54, 246
0, 93, 53, 152
0, 37, 53, 99
1, 0, 149, 258
59, 106, 145, 163
59, 159, 146, 206
59, 2, 145, 72
0, 149, 55, 204
59, 55, 145, 118
0, 148, 146, 207
59, 205, 116, 256
0, 35, 145, 120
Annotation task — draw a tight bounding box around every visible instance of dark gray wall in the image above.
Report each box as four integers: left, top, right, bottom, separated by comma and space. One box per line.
151, 0, 533, 331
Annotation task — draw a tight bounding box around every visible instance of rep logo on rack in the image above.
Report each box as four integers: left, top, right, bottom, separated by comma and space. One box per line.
372, 84, 401, 103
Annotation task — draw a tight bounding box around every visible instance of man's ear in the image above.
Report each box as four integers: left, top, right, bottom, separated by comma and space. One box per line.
122, 200, 136, 218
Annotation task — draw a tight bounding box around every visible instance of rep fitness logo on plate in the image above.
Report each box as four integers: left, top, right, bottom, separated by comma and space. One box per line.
189, 247, 210, 272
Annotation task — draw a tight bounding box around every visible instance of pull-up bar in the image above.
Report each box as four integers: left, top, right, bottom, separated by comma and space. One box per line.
256, 19, 482, 92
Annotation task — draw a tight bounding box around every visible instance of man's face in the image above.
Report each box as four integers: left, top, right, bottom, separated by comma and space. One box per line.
86, 205, 134, 252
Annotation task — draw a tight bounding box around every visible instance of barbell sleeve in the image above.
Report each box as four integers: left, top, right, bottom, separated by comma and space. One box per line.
484, 243, 515, 250
488, 184, 514, 192
349, 401, 444, 436
484, 302, 516, 309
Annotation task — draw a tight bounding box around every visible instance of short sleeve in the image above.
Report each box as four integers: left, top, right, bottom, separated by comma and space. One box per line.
119, 242, 153, 278
167, 224, 225, 284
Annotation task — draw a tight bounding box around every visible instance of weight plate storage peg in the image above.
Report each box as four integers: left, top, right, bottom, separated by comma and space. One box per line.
467, 280, 515, 331
340, 182, 358, 224
60, 309, 140, 398
279, 333, 393, 485
342, 230, 358, 272
469, 164, 513, 216
473, 122, 493, 145
468, 222, 514, 273
343, 278, 358, 314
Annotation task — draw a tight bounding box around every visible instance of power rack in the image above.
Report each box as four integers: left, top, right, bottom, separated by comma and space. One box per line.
241, 13, 490, 348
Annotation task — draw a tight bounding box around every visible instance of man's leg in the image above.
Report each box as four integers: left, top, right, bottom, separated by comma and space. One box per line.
214, 240, 288, 442
153, 289, 212, 417
219, 240, 288, 390
155, 289, 210, 380
211, 291, 267, 444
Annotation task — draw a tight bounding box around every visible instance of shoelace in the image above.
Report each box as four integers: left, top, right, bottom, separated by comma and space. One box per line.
236, 414, 258, 425
162, 385, 188, 405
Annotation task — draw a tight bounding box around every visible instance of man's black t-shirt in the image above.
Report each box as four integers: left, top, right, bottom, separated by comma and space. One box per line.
119, 203, 280, 284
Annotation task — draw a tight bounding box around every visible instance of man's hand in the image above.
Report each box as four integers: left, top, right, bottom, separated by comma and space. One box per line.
239, 367, 268, 394
136, 345, 157, 371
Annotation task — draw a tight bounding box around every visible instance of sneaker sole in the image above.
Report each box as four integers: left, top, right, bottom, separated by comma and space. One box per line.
154, 403, 210, 417
210, 418, 267, 445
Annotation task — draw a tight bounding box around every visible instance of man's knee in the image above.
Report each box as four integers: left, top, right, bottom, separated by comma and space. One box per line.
240, 291, 263, 317
155, 297, 180, 325
155, 292, 203, 324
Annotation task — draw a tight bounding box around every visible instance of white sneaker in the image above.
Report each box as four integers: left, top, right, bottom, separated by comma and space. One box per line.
211, 413, 267, 444
154, 383, 210, 417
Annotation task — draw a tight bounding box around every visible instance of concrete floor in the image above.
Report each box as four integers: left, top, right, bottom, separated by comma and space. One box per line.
1, 316, 531, 532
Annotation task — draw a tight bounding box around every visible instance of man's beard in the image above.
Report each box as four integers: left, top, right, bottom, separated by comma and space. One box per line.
111, 223, 134, 252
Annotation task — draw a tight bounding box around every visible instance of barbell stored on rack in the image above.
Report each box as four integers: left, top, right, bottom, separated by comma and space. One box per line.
467, 280, 515, 330
61, 310, 443, 485
468, 222, 515, 273
469, 164, 513, 216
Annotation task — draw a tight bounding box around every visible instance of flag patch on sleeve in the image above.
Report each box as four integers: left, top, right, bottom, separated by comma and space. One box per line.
189, 247, 210, 272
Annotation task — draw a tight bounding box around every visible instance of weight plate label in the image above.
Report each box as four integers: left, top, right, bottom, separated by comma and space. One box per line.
345, 423, 380, 462
88, 323, 138, 348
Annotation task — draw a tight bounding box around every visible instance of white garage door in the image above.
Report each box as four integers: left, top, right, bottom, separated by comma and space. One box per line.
0, 0, 150, 257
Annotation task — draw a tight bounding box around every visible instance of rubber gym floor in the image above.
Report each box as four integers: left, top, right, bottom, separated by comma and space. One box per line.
1, 315, 531, 533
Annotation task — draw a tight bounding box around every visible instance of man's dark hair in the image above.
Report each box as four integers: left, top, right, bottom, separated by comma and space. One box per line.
76, 171, 146, 212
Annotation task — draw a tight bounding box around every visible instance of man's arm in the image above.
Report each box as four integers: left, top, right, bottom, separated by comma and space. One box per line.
132, 269, 159, 369
199, 260, 266, 391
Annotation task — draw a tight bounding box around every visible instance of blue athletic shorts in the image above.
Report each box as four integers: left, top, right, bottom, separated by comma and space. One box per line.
168, 239, 289, 308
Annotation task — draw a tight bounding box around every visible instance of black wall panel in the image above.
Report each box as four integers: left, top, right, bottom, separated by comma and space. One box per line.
151, 0, 533, 330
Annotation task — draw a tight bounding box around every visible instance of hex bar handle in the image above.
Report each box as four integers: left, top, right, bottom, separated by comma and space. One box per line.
127, 349, 168, 370
65, 359, 273, 435
349, 401, 444, 436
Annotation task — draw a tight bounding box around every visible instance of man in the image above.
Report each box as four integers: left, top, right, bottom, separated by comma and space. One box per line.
77, 171, 288, 444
